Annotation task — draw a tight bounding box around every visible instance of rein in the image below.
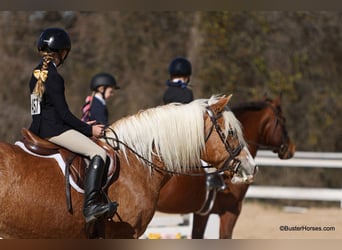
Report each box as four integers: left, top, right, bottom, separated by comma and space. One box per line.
104, 127, 206, 177
103, 107, 243, 177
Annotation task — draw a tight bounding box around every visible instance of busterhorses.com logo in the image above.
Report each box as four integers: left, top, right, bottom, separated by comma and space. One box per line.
279, 225, 336, 232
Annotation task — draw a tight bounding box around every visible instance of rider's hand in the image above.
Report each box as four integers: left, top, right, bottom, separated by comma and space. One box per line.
92, 124, 105, 138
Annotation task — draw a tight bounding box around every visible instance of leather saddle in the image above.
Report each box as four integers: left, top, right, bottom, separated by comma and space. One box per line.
20, 128, 119, 213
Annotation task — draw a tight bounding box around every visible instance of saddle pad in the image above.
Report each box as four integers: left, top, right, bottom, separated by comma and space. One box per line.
15, 141, 84, 193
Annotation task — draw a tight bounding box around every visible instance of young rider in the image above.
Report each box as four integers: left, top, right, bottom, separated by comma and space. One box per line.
162, 57, 224, 189
28, 27, 118, 224
163, 57, 194, 104
81, 72, 120, 127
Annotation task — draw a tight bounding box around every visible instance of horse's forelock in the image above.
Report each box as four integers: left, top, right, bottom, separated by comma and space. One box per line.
222, 110, 246, 145
207, 95, 221, 105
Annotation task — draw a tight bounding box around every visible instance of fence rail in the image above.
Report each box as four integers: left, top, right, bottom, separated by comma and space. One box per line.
143, 151, 342, 238
246, 150, 342, 206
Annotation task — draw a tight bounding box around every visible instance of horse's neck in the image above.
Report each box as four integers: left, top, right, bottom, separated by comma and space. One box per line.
117, 149, 168, 188
234, 110, 266, 157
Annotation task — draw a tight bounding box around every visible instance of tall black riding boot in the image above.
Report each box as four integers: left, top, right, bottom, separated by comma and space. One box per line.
83, 155, 118, 223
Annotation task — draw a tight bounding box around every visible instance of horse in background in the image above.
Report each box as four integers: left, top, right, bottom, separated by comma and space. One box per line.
0, 95, 257, 238
157, 95, 295, 238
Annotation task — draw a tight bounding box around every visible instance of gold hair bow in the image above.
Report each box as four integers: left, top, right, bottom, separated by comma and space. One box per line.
33, 69, 48, 82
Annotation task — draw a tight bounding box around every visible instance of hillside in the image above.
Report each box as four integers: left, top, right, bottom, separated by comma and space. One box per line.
1, 11, 341, 152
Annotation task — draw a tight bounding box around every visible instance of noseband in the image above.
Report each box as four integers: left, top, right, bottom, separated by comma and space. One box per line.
205, 107, 243, 174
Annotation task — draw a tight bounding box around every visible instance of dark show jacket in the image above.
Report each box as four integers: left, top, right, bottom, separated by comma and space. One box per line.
89, 96, 109, 127
163, 80, 194, 104
29, 62, 92, 138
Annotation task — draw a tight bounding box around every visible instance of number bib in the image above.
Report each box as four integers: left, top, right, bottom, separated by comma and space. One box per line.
31, 94, 41, 115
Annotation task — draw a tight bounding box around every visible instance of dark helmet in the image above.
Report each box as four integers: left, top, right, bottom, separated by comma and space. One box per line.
168, 57, 192, 76
90, 73, 120, 91
37, 27, 71, 53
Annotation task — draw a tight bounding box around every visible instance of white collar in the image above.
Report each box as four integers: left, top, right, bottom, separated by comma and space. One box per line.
171, 78, 186, 83
94, 93, 106, 105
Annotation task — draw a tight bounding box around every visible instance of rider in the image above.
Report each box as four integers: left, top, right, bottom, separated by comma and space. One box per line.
28, 27, 118, 223
162, 57, 225, 190
162, 57, 194, 104
81, 72, 120, 127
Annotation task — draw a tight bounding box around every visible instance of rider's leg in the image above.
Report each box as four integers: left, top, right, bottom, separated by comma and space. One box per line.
49, 129, 118, 223
82, 154, 118, 223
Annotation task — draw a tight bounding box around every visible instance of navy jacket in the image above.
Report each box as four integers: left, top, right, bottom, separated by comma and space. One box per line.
163, 80, 194, 104
29, 62, 92, 138
89, 96, 109, 126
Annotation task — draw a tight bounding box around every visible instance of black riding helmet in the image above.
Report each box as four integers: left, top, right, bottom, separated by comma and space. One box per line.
90, 73, 120, 91
37, 27, 71, 65
168, 57, 192, 77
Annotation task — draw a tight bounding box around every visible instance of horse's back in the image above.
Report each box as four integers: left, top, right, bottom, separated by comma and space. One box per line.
0, 141, 39, 158
0, 142, 55, 172
0, 142, 24, 171
0, 141, 18, 155
0, 141, 86, 238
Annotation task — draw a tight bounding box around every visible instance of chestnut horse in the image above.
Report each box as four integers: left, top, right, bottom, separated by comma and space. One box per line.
157, 95, 296, 238
0, 95, 257, 238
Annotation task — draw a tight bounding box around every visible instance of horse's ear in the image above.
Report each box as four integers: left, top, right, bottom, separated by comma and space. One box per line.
211, 94, 232, 113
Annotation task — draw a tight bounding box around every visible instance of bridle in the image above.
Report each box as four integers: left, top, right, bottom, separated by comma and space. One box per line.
270, 104, 290, 155
247, 102, 290, 155
205, 107, 244, 175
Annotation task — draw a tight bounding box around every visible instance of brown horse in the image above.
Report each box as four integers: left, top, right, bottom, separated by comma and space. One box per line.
0, 95, 257, 238
157, 95, 296, 239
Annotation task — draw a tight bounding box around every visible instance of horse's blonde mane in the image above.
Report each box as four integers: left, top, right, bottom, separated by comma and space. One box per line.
108, 95, 245, 173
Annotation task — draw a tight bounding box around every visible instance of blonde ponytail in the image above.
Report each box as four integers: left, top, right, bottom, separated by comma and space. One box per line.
32, 52, 54, 99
